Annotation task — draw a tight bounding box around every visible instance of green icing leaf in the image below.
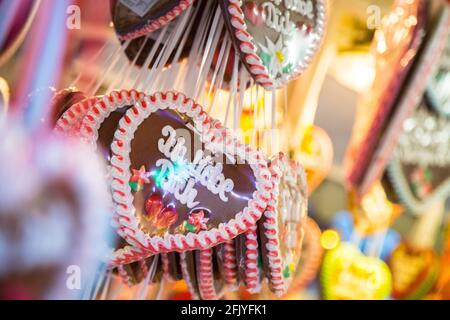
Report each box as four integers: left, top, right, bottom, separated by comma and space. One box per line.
129, 181, 141, 192
282, 63, 293, 74
260, 51, 272, 68
283, 266, 290, 279
184, 223, 196, 233
424, 168, 433, 182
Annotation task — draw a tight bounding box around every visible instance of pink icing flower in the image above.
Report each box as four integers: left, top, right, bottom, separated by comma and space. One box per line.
187, 209, 210, 232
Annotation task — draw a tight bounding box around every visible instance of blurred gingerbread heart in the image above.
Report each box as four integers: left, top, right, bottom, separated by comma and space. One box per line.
321, 243, 392, 300
389, 242, 439, 300
111, 0, 196, 40
259, 152, 308, 296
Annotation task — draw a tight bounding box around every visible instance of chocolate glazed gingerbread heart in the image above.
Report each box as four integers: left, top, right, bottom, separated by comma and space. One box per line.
219, 0, 327, 90
259, 152, 308, 296
78, 90, 271, 254
111, 0, 195, 41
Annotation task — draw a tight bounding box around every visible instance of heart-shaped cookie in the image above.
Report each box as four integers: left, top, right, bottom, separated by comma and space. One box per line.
219, 0, 327, 90
388, 100, 450, 213
216, 240, 239, 290
111, 0, 195, 41
287, 217, 323, 294
78, 90, 271, 254
114, 255, 162, 288
235, 226, 262, 294
321, 243, 392, 300
344, 0, 427, 194
196, 248, 225, 300
259, 152, 308, 296
389, 242, 439, 300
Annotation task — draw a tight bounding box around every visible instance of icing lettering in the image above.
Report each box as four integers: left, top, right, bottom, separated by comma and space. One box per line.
156, 126, 235, 208
255, 0, 314, 35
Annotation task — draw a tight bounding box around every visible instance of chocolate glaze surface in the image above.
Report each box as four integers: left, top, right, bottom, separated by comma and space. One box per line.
128, 109, 257, 237
111, 0, 183, 38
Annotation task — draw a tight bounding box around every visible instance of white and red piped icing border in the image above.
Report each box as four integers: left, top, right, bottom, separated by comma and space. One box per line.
261, 152, 308, 296
180, 252, 200, 300
79, 89, 146, 145
197, 249, 220, 300
242, 226, 261, 294
116, 0, 195, 41
223, 0, 327, 90
106, 90, 271, 254
55, 96, 100, 136
222, 241, 239, 290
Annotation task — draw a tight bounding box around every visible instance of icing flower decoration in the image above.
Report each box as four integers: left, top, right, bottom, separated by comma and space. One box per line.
145, 194, 178, 230
184, 209, 210, 233
259, 36, 292, 79
129, 165, 150, 192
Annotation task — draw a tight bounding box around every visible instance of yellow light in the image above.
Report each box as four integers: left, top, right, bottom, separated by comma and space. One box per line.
320, 229, 340, 250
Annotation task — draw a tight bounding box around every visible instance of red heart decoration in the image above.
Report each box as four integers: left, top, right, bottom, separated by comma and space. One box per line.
243, 1, 264, 26
156, 207, 179, 229
145, 194, 164, 222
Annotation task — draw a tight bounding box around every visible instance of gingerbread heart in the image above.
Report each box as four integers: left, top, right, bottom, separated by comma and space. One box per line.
344, 0, 427, 195
77, 90, 271, 254
388, 100, 450, 213
389, 242, 439, 300
216, 240, 239, 290
259, 152, 308, 296
196, 248, 225, 300
114, 255, 162, 288
288, 217, 323, 294
220, 0, 327, 90
111, 0, 195, 41
321, 243, 392, 300
235, 226, 262, 294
